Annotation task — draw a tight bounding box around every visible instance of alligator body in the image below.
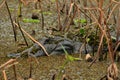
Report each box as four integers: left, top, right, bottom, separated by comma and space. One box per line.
8, 36, 92, 57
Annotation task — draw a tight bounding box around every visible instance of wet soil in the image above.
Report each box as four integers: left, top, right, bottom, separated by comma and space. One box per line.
0, 54, 120, 80
0, 0, 120, 80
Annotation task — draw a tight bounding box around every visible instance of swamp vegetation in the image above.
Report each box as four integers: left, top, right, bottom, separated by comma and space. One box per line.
0, 0, 120, 80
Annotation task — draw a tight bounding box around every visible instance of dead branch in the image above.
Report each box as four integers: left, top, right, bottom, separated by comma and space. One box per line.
107, 63, 118, 80
0, 59, 16, 69
2, 70, 7, 80
0, 0, 5, 9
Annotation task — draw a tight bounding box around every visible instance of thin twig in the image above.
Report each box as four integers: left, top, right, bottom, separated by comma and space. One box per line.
13, 65, 17, 80
56, 0, 62, 30
17, 21, 29, 46
0, 59, 16, 69
87, 2, 115, 64
89, 33, 104, 67
0, 0, 5, 9
106, 3, 119, 23
2, 70, 7, 80
5, 0, 17, 41
39, 1, 44, 29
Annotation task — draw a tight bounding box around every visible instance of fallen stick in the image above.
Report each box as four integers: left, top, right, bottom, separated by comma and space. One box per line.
2, 70, 7, 80
0, 59, 16, 69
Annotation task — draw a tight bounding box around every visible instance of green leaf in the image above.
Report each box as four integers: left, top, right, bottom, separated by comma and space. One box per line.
51, 0, 55, 3
43, 11, 52, 15
86, 38, 90, 43
79, 28, 85, 35
74, 19, 87, 24
61, 44, 82, 62
32, 10, 41, 13
111, 36, 116, 40
23, 18, 40, 23
74, 57, 82, 61
61, 44, 68, 55
74, 19, 79, 23
9, 8, 14, 11
80, 19, 87, 23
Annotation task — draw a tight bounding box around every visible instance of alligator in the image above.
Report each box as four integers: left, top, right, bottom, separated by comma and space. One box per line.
7, 36, 92, 57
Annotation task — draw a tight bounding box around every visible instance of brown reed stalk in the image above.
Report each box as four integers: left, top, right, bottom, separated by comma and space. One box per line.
98, 0, 104, 61
88, 0, 105, 65
17, 21, 29, 46
28, 57, 33, 78
18, 0, 22, 17
103, 1, 120, 63
0, 0, 5, 9
74, 3, 91, 21
89, 33, 104, 67
20, 0, 38, 5
56, 0, 62, 31
106, 2, 119, 23
0, 59, 17, 80
69, 1, 77, 25
83, 0, 87, 23
65, 2, 76, 32
116, 6, 120, 42
114, 7, 120, 59
85, 0, 115, 66
13, 65, 17, 80
0, 59, 16, 69
113, 41, 120, 60
38, 1, 44, 30
2, 70, 7, 80
5, 1, 17, 41
90, 10, 114, 63
89, 0, 98, 22
60, 0, 66, 13
85, 3, 119, 79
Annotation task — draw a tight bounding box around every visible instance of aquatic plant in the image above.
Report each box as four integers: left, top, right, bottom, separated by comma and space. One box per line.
53, 44, 82, 80
23, 18, 40, 23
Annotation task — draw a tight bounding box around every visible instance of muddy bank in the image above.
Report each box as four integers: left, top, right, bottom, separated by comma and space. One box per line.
0, 54, 120, 80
